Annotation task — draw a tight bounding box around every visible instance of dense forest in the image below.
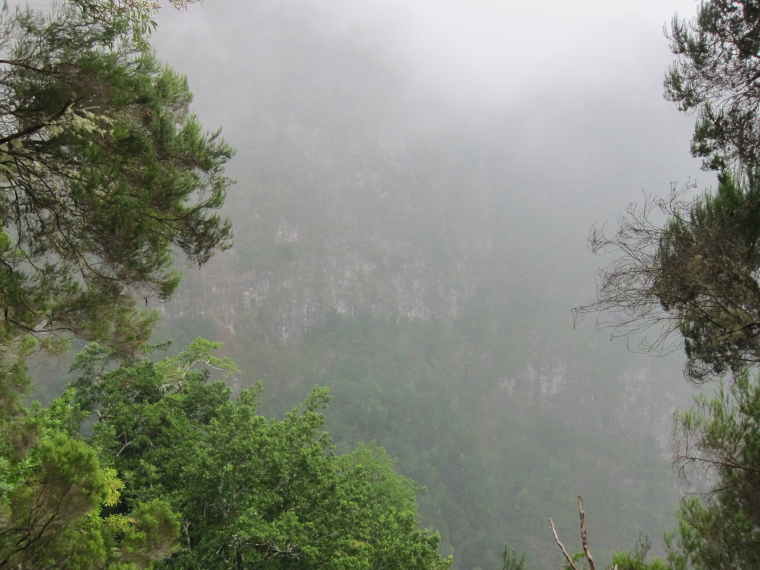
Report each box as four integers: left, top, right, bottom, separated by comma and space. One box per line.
3, 0, 760, 569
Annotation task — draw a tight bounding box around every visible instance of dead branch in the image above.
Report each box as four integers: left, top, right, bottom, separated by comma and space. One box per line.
578, 496, 595, 570
548, 517, 578, 570
548, 496, 596, 570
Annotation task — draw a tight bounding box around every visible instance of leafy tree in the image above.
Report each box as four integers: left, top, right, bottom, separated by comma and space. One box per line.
65, 339, 451, 569
0, 0, 233, 406
665, 0, 760, 170
580, 0, 760, 383
667, 371, 760, 570
0, 1, 232, 566
0, 396, 179, 569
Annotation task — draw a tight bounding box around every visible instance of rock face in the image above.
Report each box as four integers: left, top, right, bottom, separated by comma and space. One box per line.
163, 123, 498, 341
155, 0, 510, 342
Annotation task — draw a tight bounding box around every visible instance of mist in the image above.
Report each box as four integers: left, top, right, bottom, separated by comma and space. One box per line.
152, 0, 711, 232
142, 1, 713, 567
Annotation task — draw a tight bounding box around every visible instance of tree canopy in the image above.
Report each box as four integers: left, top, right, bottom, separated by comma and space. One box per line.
575, 172, 760, 384
0, 0, 233, 404
1, 339, 451, 569
667, 372, 760, 570
0, 395, 179, 569
665, 0, 760, 170
30, 338, 448, 569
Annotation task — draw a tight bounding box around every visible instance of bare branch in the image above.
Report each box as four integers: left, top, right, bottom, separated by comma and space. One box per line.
548, 517, 578, 570
574, 173, 760, 384
577, 496, 595, 570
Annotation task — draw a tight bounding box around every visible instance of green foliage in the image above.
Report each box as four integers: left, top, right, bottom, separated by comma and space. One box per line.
0, 0, 233, 410
0, 425, 179, 569
608, 536, 669, 570
655, 171, 760, 383
667, 372, 760, 570
665, 0, 760, 169
65, 340, 450, 569
501, 543, 528, 570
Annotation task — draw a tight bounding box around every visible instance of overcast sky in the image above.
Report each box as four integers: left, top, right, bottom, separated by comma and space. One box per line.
152, 0, 709, 209
154, 0, 701, 109
300, 0, 702, 105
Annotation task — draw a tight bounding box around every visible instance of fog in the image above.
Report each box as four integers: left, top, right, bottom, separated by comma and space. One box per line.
153, 0, 711, 208
155, 1, 700, 117
145, 1, 713, 567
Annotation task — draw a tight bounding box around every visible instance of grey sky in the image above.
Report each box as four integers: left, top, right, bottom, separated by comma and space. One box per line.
155, 0, 701, 109
298, 0, 701, 105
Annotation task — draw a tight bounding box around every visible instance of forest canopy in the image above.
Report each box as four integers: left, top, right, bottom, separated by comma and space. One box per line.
1, 339, 451, 568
